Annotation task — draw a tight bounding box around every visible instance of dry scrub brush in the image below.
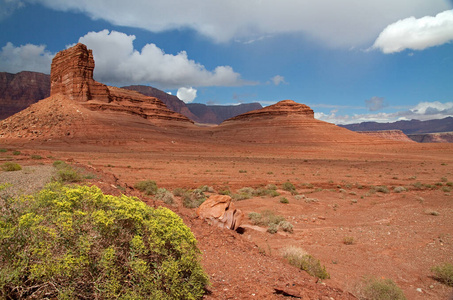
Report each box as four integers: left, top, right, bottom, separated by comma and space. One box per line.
281, 246, 330, 279
0, 183, 208, 299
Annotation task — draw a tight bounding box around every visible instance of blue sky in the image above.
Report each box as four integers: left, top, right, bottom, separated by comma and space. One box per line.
1, 0, 453, 124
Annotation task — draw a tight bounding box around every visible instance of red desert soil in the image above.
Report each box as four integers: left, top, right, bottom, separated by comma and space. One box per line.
1, 100, 453, 299
1, 43, 452, 299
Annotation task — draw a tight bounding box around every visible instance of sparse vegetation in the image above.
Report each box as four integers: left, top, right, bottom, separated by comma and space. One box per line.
279, 197, 289, 204
426, 210, 440, 216
375, 186, 389, 194
0, 148, 7, 153
134, 180, 158, 195
181, 187, 207, 208
248, 210, 291, 234
393, 186, 406, 193
1, 162, 22, 172
155, 188, 175, 205
357, 277, 406, 300
281, 246, 330, 279
282, 181, 297, 194
343, 236, 355, 245
431, 262, 453, 287
31, 154, 42, 160
0, 183, 209, 299
53, 161, 82, 183
12, 151, 21, 156
278, 221, 293, 233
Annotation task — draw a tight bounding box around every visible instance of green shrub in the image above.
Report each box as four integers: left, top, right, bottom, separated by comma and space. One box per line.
281, 246, 330, 279
282, 181, 297, 194
280, 197, 289, 204
1, 162, 22, 172
0, 183, 209, 299
172, 188, 186, 197
0, 149, 7, 153
155, 188, 175, 205
12, 151, 21, 156
358, 277, 406, 300
31, 154, 42, 160
431, 263, 453, 287
57, 168, 82, 182
375, 186, 389, 193
267, 223, 278, 234
182, 189, 206, 208
279, 221, 293, 233
134, 180, 158, 195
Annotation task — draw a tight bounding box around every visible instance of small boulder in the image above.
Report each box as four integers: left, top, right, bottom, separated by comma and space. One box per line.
196, 195, 244, 230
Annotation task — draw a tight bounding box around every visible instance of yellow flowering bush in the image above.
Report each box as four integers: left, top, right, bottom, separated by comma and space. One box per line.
0, 183, 208, 299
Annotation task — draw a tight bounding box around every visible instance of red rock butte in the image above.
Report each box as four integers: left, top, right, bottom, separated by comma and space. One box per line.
226, 100, 314, 121
50, 43, 192, 123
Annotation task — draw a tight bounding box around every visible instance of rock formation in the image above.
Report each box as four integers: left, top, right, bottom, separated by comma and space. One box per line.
355, 130, 414, 142
196, 195, 244, 230
225, 100, 314, 122
408, 132, 453, 143
0, 71, 50, 119
50, 43, 192, 123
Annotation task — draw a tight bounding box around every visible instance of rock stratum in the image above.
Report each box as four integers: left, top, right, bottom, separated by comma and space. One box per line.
0, 43, 400, 147
355, 130, 414, 142
0, 71, 50, 119
50, 43, 191, 124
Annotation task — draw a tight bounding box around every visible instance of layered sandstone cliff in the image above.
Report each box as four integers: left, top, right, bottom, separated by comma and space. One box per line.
0, 71, 50, 119
50, 43, 192, 123
355, 130, 414, 142
225, 100, 314, 122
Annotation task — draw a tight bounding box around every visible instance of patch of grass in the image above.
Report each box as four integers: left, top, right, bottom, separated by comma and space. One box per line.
282, 181, 297, 194
343, 236, 355, 245
0, 183, 209, 299
442, 186, 451, 193
431, 263, 453, 287
441, 177, 448, 182
279, 197, 289, 204
134, 180, 158, 195
1, 162, 22, 172
279, 221, 293, 233
393, 186, 406, 193
155, 188, 175, 205
12, 151, 21, 156
0, 148, 7, 153
281, 246, 330, 279
31, 154, 42, 160
375, 186, 390, 193
358, 277, 406, 300
53, 161, 82, 183
182, 188, 207, 208
239, 169, 247, 173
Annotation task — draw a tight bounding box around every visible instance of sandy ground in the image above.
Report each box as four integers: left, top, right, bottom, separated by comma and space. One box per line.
1, 135, 452, 299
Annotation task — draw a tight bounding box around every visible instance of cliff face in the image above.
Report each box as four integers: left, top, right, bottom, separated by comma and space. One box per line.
225, 100, 314, 122
50, 43, 192, 123
355, 130, 414, 142
0, 71, 50, 119
408, 132, 453, 143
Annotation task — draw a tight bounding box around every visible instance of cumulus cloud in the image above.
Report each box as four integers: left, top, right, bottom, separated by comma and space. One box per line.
176, 87, 197, 103
270, 75, 286, 86
0, 42, 53, 73
373, 10, 453, 53
315, 101, 453, 125
78, 30, 252, 88
0, 0, 25, 20
365, 96, 387, 111
19, 0, 451, 48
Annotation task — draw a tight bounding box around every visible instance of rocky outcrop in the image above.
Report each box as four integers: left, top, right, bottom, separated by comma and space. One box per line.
225, 100, 314, 122
0, 71, 50, 119
340, 117, 453, 135
122, 85, 199, 121
196, 195, 244, 230
408, 132, 453, 143
355, 130, 414, 142
187, 102, 263, 124
50, 43, 192, 123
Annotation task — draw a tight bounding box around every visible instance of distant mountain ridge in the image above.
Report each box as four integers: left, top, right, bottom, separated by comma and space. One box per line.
123, 85, 262, 124
0, 71, 50, 119
340, 117, 453, 134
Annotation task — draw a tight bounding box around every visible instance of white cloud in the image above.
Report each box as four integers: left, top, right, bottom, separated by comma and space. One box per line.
315, 101, 453, 124
271, 75, 286, 86
176, 87, 197, 103
373, 10, 453, 53
0, 42, 53, 73
20, 0, 450, 48
0, 0, 25, 20
365, 96, 387, 111
78, 30, 253, 88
